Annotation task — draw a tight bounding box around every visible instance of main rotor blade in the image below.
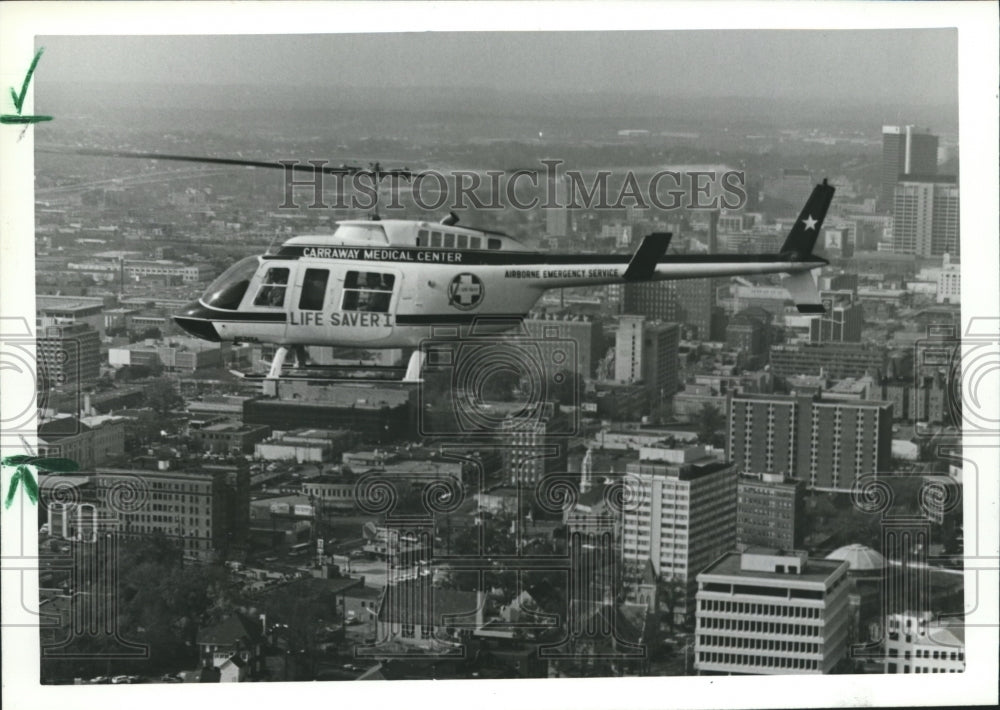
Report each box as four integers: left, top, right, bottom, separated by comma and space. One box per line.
35, 146, 422, 177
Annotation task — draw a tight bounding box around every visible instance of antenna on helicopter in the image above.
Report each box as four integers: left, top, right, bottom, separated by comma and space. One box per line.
265, 228, 281, 255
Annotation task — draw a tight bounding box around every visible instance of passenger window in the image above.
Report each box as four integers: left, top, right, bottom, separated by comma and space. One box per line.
417, 229, 429, 247
444, 233, 456, 248
488, 238, 502, 250
431, 232, 442, 247
342, 271, 395, 313
470, 236, 481, 250
298, 268, 330, 310
457, 234, 468, 249
254, 267, 290, 307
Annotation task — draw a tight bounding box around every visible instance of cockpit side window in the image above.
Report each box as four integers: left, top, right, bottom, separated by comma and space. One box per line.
254, 267, 290, 307
201, 256, 260, 310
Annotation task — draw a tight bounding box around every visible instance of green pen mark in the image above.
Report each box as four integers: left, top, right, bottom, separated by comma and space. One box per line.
2, 47, 53, 125
2, 455, 79, 509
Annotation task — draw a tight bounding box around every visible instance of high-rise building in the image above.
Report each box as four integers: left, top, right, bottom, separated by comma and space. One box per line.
36, 322, 101, 388
545, 175, 571, 238
727, 393, 893, 491
777, 168, 814, 206
809, 291, 863, 343
623, 279, 715, 341
501, 402, 569, 485
881, 125, 939, 210
621, 446, 738, 624
522, 313, 597, 380
694, 549, 851, 675
891, 176, 959, 257
614, 316, 680, 406
736, 472, 805, 551
36, 295, 106, 338
883, 611, 965, 674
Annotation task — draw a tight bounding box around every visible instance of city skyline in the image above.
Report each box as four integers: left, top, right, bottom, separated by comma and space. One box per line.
2, 4, 997, 709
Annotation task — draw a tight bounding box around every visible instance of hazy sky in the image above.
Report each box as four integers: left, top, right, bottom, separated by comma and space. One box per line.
39, 30, 957, 103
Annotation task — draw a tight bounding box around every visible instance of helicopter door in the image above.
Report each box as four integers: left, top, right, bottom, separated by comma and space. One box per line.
286, 266, 334, 344
327, 266, 399, 344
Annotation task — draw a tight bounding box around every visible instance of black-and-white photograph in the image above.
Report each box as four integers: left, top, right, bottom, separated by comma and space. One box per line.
1, 3, 997, 709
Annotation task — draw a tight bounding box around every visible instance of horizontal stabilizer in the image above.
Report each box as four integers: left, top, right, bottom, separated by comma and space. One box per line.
623, 232, 672, 281
785, 270, 825, 314
780, 179, 836, 258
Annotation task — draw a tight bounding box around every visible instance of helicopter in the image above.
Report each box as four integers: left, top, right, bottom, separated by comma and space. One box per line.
41, 147, 836, 381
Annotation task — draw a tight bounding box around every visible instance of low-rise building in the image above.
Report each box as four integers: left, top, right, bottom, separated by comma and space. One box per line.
37, 414, 127, 470
695, 549, 851, 675
883, 611, 965, 674
376, 579, 482, 650
109, 337, 231, 373
196, 613, 265, 681
192, 420, 271, 455
255, 428, 355, 463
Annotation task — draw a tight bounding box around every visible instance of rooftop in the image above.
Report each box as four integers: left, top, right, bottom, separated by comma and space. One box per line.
825, 544, 886, 571
700, 550, 846, 585
378, 581, 481, 626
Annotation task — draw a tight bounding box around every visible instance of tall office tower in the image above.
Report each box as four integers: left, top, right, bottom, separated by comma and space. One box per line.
501, 402, 569, 485
736, 472, 805, 551
36, 322, 101, 387
694, 549, 851, 675
614, 316, 679, 406
621, 447, 738, 624
545, 174, 571, 239
891, 176, 960, 257
881, 125, 939, 211
809, 291, 863, 343
708, 210, 720, 254
522, 313, 597, 380
623, 279, 715, 341
727, 393, 893, 491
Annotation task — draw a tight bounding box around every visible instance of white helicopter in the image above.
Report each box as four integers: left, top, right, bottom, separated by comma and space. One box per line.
44, 147, 836, 381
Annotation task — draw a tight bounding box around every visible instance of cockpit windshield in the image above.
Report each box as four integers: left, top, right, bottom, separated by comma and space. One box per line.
201, 256, 260, 310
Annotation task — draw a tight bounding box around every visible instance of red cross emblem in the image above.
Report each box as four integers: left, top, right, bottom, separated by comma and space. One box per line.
447, 273, 484, 310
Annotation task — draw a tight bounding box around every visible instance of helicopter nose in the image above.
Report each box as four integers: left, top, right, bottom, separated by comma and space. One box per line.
173, 302, 222, 342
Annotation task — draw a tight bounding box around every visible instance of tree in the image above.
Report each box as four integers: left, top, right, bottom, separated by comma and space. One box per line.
144, 378, 184, 417
253, 579, 339, 680
658, 575, 686, 632
695, 403, 726, 449
124, 409, 163, 452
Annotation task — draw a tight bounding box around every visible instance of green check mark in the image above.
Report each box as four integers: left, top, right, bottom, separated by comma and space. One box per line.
1, 47, 53, 125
